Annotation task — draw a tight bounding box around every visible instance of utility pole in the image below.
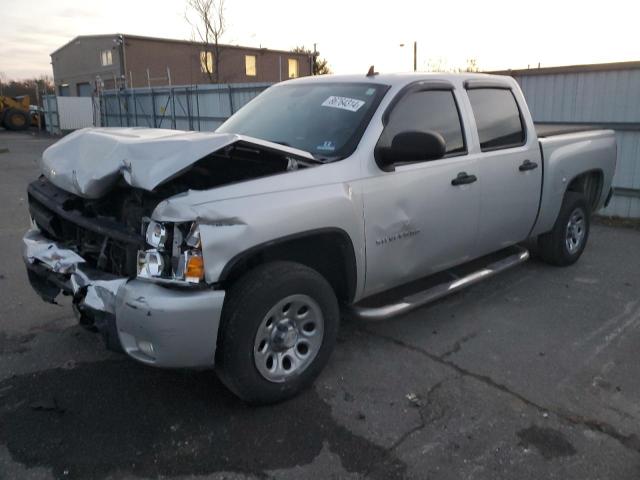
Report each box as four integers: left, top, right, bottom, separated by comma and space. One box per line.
114, 34, 126, 87
312, 43, 317, 75
400, 42, 418, 72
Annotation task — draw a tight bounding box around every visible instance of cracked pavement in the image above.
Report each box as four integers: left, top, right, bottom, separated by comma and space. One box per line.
1, 130, 640, 479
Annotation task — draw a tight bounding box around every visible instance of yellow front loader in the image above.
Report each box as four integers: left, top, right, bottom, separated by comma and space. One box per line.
0, 95, 31, 131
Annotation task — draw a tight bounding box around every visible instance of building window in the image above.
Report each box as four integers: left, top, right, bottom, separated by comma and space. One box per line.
245, 55, 257, 76
100, 50, 113, 66
288, 58, 299, 78
200, 51, 214, 74
77, 82, 93, 97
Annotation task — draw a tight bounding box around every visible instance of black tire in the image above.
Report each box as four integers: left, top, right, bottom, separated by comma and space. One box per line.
216, 261, 340, 404
537, 191, 590, 266
3, 108, 29, 131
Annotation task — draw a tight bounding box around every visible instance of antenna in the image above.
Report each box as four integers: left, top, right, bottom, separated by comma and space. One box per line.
366, 65, 378, 77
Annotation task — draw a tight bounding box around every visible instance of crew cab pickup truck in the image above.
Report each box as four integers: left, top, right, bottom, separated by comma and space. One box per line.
23, 72, 616, 404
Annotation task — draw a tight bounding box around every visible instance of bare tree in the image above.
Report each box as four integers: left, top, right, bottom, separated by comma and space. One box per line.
465, 58, 479, 73
185, 0, 226, 83
0, 76, 54, 104
425, 57, 480, 73
425, 57, 449, 72
291, 46, 331, 75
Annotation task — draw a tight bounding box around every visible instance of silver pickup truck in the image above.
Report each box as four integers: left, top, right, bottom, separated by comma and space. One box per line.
23, 72, 616, 403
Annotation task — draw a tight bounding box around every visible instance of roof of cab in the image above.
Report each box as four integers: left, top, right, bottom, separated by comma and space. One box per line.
283, 71, 514, 89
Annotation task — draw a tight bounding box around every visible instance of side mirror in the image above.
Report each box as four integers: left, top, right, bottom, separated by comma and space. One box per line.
376, 130, 446, 171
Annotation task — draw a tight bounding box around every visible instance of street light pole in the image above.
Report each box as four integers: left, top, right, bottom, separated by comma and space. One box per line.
400, 41, 418, 72
413, 41, 417, 72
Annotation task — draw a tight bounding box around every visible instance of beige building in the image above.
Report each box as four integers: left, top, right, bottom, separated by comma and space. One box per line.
51, 34, 313, 96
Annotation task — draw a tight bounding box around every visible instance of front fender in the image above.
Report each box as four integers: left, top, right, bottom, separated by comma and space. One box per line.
154, 182, 367, 300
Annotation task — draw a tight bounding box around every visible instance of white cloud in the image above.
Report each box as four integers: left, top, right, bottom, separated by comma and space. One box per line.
0, 0, 638, 79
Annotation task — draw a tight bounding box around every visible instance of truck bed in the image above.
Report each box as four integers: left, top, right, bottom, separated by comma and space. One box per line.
532, 128, 616, 238
535, 123, 600, 138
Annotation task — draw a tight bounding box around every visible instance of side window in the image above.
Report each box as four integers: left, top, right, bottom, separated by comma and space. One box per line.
100, 50, 113, 66
385, 90, 466, 156
200, 51, 214, 74
467, 88, 525, 151
245, 55, 257, 76
288, 59, 299, 79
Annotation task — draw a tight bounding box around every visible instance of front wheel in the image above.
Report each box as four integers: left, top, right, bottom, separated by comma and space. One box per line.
216, 261, 339, 404
537, 192, 590, 266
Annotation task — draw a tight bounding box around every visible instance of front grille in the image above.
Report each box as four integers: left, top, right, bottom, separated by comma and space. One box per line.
27, 178, 145, 277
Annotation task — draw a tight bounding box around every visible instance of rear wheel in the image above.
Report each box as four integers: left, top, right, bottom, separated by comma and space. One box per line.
538, 192, 590, 266
3, 108, 29, 131
216, 261, 339, 404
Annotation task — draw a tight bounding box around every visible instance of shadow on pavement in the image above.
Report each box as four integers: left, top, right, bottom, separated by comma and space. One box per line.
0, 359, 404, 479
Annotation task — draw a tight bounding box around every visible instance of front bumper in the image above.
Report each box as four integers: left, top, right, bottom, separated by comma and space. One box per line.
22, 228, 225, 369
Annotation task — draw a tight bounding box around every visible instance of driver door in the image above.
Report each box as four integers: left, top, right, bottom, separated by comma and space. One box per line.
360, 86, 481, 296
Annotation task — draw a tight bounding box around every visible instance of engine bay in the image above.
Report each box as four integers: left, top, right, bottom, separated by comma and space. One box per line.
28, 145, 310, 277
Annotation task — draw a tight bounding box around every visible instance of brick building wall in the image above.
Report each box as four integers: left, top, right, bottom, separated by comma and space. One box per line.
51, 34, 313, 95
51, 36, 123, 96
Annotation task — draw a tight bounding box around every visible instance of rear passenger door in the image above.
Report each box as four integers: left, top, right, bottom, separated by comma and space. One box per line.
465, 86, 542, 254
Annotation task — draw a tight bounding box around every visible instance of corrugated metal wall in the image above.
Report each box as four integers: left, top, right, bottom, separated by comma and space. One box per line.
57, 97, 95, 130
99, 82, 272, 132
42, 95, 99, 134
513, 70, 640, 218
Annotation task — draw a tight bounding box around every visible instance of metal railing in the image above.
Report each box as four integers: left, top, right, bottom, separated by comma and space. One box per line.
98, 82, 272, 132
42, 94, 61, 134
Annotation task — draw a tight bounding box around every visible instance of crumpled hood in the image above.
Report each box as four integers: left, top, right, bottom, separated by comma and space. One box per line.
40, 127, 315, 198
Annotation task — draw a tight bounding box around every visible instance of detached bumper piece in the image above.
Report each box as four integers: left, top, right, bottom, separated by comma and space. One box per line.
23, 229, 225, 368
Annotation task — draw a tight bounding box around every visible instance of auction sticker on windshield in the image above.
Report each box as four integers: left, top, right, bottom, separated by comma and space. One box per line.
322, 96, 366, 112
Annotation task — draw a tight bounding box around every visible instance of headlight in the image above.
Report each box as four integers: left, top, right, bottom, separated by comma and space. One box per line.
137, 221, 205, 284
145, 220, 167, 250
137, 249, 165, 278
185, 222, 201, 249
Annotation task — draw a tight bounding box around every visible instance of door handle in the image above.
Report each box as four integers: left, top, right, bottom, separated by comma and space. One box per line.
519, 160, 539, 172
451, 172, 478, 186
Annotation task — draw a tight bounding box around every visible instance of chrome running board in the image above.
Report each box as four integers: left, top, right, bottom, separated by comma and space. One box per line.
349, 246, 530, 321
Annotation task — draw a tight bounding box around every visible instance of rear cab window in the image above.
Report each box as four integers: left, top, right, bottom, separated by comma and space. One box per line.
467, 88, 525, 151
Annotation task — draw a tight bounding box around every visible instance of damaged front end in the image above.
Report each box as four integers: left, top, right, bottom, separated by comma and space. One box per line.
23, 228, 225, 367
24, 229, 128, 350
22, 128, 315, 368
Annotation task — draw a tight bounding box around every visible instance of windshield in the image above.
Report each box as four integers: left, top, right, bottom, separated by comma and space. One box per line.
216, 82, 389, 160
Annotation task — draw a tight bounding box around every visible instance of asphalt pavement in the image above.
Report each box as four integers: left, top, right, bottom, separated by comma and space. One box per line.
1, 129, 639, 479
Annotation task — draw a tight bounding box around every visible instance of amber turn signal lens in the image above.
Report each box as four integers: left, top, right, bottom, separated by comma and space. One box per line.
185, 254, 204, 281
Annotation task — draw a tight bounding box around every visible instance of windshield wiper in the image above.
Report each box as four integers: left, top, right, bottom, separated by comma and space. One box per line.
272, 140, 334, 164
312, 154, 343, 163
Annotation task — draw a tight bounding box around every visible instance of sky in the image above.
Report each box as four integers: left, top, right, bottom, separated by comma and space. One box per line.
1, 0, 639, 80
